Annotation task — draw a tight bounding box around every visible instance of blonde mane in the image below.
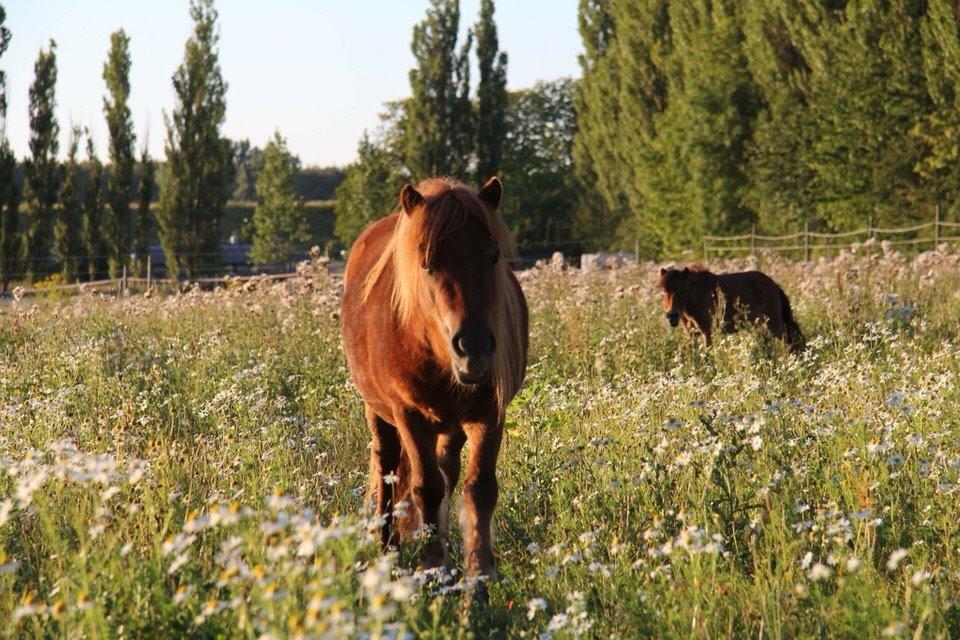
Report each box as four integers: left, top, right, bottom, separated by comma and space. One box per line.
362, 177, 525, 416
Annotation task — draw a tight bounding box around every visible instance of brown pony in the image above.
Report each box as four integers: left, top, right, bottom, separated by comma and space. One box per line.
341, 176, 528, 580
658, 266, 805, 353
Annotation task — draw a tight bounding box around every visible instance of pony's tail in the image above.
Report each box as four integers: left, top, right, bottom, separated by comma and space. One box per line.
392, 447, 418, 540
778, 287, 806, 353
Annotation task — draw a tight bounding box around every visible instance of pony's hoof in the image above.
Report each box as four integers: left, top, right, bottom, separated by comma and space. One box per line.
469, 579, 489, 607
419, 540, 447, 571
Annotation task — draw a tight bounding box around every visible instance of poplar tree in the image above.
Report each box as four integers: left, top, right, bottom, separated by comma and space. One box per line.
474, 0, 507, 182
0, 4, 19, 289
250, 131, 307, 265
648, 0, 758, 252
56, 126, 84, 282
609, 0, 669, 250
134, 144, 154, 276
23, 41, 59, 282
802, 0, 929, 230
405, 0, 473, 179
82, 136, 106, 281
103, 29, 135, 277
739, 2, 817, 233
158, 0, 233, 278
572, 0, 629, 248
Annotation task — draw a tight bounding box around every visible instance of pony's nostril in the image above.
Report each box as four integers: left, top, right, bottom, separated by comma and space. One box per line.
452, 333, 467, 357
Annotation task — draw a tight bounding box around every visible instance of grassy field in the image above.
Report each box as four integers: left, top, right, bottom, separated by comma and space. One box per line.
2, 243, 960, 638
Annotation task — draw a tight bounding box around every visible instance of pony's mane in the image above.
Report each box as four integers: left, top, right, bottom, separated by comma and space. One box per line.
362, 177, 524, 416
658, 264, 713, 291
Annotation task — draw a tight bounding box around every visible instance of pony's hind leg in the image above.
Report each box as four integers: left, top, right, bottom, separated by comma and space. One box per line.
396, 412, 446, 569
366, 405, 401, 549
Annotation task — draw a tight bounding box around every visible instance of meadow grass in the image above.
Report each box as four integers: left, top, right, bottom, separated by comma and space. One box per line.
1, 244, 960, 638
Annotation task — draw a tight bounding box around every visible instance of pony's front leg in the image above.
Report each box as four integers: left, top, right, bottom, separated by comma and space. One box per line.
461, 419, 503, 580
396, 412, 446, 569
436, 431, 467, 537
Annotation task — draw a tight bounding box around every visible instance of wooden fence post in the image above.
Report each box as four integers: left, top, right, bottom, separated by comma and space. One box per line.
750, 225, 756, 257
804, 221, 810, 262
935, 205, 941, 249
702, 236, 708, 261
146, 254, 152, 291
122, 265, 128, 296
634, 235, 640, 263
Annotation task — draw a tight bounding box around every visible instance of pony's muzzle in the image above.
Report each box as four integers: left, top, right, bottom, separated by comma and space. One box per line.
666, 311, 680, 327
451, 321, 495, 384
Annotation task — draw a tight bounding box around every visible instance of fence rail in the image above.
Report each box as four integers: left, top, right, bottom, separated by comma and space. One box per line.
702, 208, 955, 260
3, 268, 317, 301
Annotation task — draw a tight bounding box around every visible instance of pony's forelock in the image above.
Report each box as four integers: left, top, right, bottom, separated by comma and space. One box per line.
362, 178, 524, 417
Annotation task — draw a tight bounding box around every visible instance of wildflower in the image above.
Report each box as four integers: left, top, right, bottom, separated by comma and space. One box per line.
168, 553, 190, 575
808, 563, 832, 581
911, 570, 931, 586
886, 548, 909, 571
526, 597, 548, 620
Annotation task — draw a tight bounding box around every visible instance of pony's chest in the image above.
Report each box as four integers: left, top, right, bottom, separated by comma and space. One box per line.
400, 371, 496, 427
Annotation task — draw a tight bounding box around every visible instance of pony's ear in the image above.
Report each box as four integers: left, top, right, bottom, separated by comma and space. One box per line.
660, 267, 667, 275
681, 267, 690, 278
400, 184, 424, 215
479, 176, 502, 210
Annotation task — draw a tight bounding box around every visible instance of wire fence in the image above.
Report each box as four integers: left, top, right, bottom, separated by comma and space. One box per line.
4, 266, 310, 301
702, 208, 960, 260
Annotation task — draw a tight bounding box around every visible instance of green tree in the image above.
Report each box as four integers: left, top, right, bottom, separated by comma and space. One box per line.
405, 0, 474, 179
499, 79, 577, 244
0, 4, 20, 289
474, 0, 507, 182
915, 0, 960, 219
740, 2, 817, 233
231, 139, 264, 201
134, 143, 154, 276
82, 136, 106, 281
103, 29, 136, 278
334, 133, 404, 248
56, 126, 84, 281
646, 0, 759, 253
802, 0, 930, 230
572, 0, 630, 249
0, 143, 16, 288
23, 40, 59, 282
250, 131, 308, 265
158, 0, 234, 278
572, 0, 766, 253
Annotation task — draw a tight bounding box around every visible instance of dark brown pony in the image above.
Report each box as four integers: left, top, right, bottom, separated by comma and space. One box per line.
341, 176, 528, 579
658, 266, 805, 353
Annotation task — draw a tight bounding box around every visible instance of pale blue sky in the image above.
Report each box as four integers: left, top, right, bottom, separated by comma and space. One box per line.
1, 1, 581, 166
